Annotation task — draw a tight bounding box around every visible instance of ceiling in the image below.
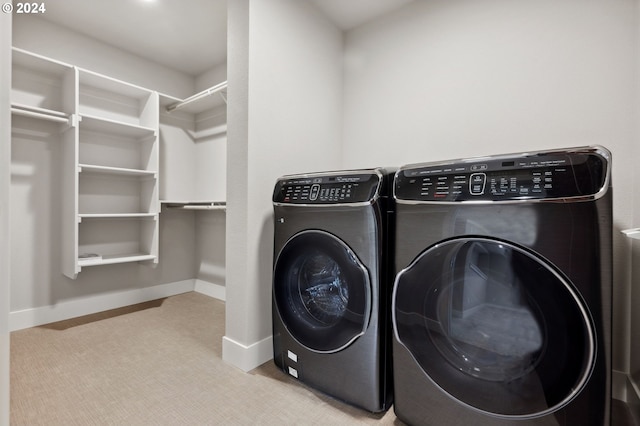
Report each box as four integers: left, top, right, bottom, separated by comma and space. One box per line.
35, 0, 227, 76
309, 0, 414, 31
34, 0, 413, 77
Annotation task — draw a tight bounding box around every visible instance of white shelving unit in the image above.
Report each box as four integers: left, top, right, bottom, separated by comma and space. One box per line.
11, 48, 161, 279
10, 47, 228, 278
159, 84, 227, 208
69, 69, 159, 278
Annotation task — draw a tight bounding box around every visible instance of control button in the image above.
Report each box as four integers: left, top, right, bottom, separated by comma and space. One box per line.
471, 164, 488, 171
310, 184, 320, 201
469, 173, 486, 195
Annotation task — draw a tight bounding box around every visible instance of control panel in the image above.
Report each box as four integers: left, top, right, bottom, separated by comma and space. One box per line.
273, 172, 380, 204
395, 151, 608, 202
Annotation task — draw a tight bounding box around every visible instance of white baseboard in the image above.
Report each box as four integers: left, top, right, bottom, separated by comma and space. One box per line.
193, 279, 226, 301
9, 279, 196, 331
222, 334, 273, 372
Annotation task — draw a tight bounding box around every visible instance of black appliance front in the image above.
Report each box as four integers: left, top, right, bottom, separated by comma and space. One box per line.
273, 229, 371, 353
392, 146, 612, 425
272, 169, 394, 413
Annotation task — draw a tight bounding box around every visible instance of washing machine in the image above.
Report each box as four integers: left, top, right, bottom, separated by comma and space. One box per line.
392, 146, 612, 425
271, 168, 395, 413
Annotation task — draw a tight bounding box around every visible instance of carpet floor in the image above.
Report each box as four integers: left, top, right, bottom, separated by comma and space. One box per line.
10, 292, 637, 425
10, 292, 398, 425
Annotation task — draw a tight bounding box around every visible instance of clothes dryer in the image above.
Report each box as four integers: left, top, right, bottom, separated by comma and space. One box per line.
392, 146, 612, 425
272, 168, 395, 412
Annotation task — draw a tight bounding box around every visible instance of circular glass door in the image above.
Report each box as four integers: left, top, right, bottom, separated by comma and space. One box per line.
393, 237, 595, 418
274, 230, 371, 353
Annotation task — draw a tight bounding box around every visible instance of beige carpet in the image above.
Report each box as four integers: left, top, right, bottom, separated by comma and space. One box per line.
10, 292, 399, 425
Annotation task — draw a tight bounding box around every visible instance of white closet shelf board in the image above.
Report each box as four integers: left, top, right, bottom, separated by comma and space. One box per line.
161, 201, 226, 210
79, 114, 157, 139
78, 68, 153, 100
79, 213, 158, 220
12, 47, 73, 75
77, 253, 157, 267
622, 228, 640, 240
162, 201, 226, 211
173, 205, 226, 211
79, 164, 157, 178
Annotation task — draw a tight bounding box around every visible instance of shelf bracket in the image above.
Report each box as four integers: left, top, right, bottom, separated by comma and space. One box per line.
69, 113, 80, 128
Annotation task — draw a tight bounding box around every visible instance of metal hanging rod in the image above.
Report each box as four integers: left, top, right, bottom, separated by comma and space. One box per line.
165, 81, 228, 112
11, 104, 70, 123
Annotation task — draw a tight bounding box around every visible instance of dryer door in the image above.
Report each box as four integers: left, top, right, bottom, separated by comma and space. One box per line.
393, 237, 596, 419
274, 230, 371, 353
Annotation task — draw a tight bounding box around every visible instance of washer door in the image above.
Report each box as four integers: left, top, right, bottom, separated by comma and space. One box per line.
274, 230, 371, 353
393, 237, 596, 419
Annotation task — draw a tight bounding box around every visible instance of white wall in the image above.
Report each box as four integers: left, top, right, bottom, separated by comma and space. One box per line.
196, 211, 226, 286
342, 0, 637, 377
224, 0, 343, 370
196, 62, 227, 93
0, 10, 12, 426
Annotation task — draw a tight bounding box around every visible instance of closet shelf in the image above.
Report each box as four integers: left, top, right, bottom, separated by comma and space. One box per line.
622, 228, 640, 240
165, 81, 227, 114
176, 205, 226, 211
78, 253, 157, 267
162, 201, 226, 211
79, 164, 157, 178
79, 213, 158, 220
79, 68, 153, 100
79, 114, 157, 139
12, 46, 73, 74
